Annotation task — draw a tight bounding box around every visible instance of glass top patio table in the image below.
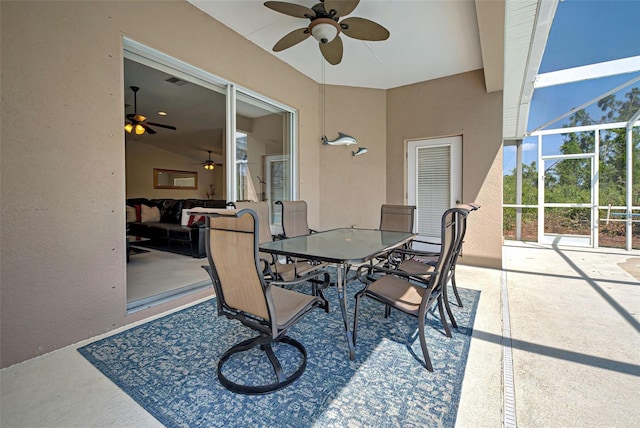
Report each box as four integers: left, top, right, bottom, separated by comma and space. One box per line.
260, 227, 415, 360
259, 228, 415, 265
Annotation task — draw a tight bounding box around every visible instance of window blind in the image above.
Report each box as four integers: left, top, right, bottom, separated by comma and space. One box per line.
416, 145, 451, 237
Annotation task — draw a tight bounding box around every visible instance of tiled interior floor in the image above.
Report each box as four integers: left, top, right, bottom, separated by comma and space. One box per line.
1, 243, 639, 427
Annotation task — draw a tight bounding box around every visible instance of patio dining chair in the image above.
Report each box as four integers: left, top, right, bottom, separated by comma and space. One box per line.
390, 203, 480, 308
275, 200, 327, 266
232, 201, 330, 303
379, 204, 416, 233
201, 208, 330, 394
353, 207, 467, 371
374, 204, 416, 265
276, 200, 317, 238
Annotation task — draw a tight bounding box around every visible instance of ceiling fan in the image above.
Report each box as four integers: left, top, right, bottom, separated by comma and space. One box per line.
192, 150, 223, 170
264, 0, 389, 65
124, 86, 177, 135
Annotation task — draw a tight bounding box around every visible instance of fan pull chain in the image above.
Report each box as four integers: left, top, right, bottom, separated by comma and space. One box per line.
321, 56, 326, 140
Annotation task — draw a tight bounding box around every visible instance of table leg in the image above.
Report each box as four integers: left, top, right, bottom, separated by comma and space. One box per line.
336, 263, 355, 360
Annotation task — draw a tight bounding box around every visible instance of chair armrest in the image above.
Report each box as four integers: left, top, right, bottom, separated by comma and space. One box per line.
392, 247, 439, 257
355, 263, 436, 285
268, 269, 330, 289
411, 237, 441, 246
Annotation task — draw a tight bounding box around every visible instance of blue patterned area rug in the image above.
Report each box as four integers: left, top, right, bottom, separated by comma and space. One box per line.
79, 276, 480, 427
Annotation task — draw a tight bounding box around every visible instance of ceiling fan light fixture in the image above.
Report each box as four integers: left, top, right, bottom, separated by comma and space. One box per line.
204, 163, 215, 170
134, 124, 145, 135
124, 123, 133, 133
309, 18, 339, 43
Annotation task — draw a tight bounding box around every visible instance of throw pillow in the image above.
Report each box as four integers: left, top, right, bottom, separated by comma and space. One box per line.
140, 204, 161, 223
180, 209, 191, 226
187, 215, 205, 226
126, 205, 137, 223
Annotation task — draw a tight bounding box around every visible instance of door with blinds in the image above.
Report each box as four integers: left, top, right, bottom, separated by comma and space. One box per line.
408, 136, 462, 247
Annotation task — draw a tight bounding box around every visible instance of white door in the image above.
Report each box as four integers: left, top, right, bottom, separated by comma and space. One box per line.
408, 136, 462, 245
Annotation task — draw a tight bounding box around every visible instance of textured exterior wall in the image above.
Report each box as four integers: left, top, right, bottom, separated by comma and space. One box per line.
0, 2, 503, 367
386, 70, 504, 269
318, 85, 387, 231
0, 0, 321, 368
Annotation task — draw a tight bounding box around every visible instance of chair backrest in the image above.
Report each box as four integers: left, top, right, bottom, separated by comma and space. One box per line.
429, 207, 469, 288
379, 204, 416, 233
451, 202, 480, 260
277, 200, 311, 237
233, 201, 273, 245
206, 209, 271, 322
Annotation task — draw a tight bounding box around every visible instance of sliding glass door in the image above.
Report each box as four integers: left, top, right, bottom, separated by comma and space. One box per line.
123, 38, 297, 312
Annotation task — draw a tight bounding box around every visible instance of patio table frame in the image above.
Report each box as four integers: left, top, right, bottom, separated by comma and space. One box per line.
260, 227, 415, 360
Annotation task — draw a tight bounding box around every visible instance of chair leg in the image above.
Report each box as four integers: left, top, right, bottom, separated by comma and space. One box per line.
353, 292, 362, 346
450, 272, 463, 307
384, 305, 391, 318
418, 312, 434, 372
441, 282, 458, 329
217, 335, 307, 395
437, 296, 452, 338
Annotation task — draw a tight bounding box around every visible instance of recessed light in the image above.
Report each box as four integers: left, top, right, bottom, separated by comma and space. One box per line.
158, 111, 167, 116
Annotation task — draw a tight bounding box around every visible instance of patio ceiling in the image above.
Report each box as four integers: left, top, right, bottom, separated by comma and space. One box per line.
187, 0, 505, 93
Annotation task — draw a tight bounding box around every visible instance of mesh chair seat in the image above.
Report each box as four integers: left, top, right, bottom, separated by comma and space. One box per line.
271, 286, 320, 329
365, 275, 426, 313
397, 259, 436, 276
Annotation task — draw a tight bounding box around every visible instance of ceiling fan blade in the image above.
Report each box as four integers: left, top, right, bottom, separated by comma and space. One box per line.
320, 36, 343, 65
323, 0, 360, 18
341, 17, 389, 41
264, 1, 314, 19
273, 28, 310, 52
146, 121, 177, 130
141, 123, 156, 135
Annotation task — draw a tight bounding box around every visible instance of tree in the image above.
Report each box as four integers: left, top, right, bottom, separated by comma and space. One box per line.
504, 86, 640, 238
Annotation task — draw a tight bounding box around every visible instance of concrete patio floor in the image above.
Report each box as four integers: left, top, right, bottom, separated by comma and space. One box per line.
1, 242, 639, 427
457, 241, 640, 427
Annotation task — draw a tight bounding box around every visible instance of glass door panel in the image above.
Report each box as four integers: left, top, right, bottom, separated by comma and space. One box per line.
235, 92, 292, 234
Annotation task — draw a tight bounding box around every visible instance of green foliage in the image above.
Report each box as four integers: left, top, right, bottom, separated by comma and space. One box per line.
504, 87, 640, 234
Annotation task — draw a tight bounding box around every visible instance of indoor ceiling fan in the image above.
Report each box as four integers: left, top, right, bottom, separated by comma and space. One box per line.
124, 86, 177, 135
192, 150, 223, 170
264, 0, 389, 65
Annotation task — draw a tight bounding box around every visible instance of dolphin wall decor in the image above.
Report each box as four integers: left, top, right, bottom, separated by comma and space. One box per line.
352, 147, 368, 156
322, 132, 357, 146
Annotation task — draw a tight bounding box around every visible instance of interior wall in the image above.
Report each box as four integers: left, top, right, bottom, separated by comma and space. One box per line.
319, 85, 387, 231
0, 0, 322, 368
125, 141, 218, 200
386, 70, 503, 269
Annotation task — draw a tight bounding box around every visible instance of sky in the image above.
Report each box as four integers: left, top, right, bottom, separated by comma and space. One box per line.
503, 0, 640, 174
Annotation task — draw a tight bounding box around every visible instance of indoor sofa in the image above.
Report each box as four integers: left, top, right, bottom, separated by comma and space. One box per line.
126, 198, 226, 258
